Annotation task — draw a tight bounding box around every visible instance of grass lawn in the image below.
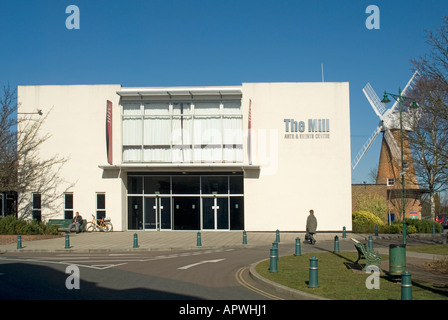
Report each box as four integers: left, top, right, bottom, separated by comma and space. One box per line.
255, 251, 448, 300
407, 244, 448, 255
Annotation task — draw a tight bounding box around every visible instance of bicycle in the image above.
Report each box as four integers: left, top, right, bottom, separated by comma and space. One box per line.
86, 215, 113, 232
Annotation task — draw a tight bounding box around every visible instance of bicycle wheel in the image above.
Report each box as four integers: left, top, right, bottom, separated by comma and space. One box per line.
86, 222, 96, 232
105, 222, 113, 232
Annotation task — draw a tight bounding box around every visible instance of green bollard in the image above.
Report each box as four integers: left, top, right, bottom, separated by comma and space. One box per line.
375, 224, 378, 237
432, 224, 435, 235
401, 270, 412, 300
368, 235, 373, 250
197, 232, 202, 246
242, 231, 247, 244
65, 234, 70, 249
308, 256, 319, 288
446, 231, 448, 245
272, 242, 279, 262
269, 248, 278, 273
342, 226, 346, 238
133, 233, 139, 248
276, 229, 280, 243
294, 237, 301, 256
17, 235, 22, 249
334, 235, 339, 253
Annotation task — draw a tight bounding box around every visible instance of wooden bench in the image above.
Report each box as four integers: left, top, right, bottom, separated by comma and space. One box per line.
351, 238, 382, 271
48, 219, 87, 232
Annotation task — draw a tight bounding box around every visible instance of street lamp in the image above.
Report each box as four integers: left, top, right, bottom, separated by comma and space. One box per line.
18, 109, 43, 115
381, 89, 419, 244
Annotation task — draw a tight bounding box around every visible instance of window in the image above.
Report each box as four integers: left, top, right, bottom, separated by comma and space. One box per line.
64, 193, 73, 219
32, 193, 41, 222
96, 193, 106, 219
122, 101, 243, 163
387, 178, 395, 186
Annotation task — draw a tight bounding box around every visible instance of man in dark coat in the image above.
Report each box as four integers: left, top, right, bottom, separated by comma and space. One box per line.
306, 209, 317, 244
67, 212, 83, 233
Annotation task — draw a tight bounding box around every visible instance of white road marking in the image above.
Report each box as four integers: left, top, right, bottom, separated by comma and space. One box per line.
178, 258, 225, 270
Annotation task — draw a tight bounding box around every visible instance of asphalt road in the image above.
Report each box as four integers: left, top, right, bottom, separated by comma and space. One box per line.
0, 246, 297, 301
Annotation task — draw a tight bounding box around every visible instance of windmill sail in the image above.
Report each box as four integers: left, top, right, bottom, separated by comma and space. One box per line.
352, 126, 381, 169
363, 83, 386, 118
388, 71, 419, 114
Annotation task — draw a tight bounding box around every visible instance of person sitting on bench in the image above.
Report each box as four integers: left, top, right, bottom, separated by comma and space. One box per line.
67, 212, 83, 233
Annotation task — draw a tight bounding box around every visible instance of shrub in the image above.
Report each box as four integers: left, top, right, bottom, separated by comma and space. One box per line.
0, 216, 59, 235
404, 218, 442, 233
352, 210, 384, 233
374, 219, 440, 234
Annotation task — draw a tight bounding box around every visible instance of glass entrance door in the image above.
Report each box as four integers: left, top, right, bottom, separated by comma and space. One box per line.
173, 197, 200, 230
202, 197, 229, 230
144, 196, 171, 230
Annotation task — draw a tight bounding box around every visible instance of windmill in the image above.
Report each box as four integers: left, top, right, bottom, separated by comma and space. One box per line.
352, 71, 421, 219
352, 71, 420, 171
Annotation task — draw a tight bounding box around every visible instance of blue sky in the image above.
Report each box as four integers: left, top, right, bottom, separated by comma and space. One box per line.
1, 0, 447, 183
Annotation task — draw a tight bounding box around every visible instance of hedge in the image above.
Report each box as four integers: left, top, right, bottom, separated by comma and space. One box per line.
352, 210, 442, 234
0, 215, 59, 235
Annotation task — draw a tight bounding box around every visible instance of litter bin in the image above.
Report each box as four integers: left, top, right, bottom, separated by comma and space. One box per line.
389, 244, 406, 276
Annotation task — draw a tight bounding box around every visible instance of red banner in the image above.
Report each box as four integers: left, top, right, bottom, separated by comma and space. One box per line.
106, 100, 113, 165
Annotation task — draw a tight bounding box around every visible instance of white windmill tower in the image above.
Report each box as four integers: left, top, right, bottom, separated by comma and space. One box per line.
352, 71, 421, 219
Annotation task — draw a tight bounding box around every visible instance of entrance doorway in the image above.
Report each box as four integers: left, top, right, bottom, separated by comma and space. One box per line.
173, 197, 200, 230
126, 173, 244, 231
144, 196, 171, 230
202, 196, 229, 230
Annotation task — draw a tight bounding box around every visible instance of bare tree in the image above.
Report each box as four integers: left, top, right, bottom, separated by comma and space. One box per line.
0, 85, 74, 220
409, 16, 448, 220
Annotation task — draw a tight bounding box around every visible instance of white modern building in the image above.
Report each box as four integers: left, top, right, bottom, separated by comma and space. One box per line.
17, 82, 352, 232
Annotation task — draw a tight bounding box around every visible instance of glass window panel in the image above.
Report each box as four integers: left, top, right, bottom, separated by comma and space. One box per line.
64, 211, 73, 219
122, 117, 142, 145
194, 116, 222, 145
229, 176, 244, 194
223, 145, 243, 163
172, 116, 192, 145
32, 193, 41, 209
64, 193, 73, 209
172, 145, 193, 163
230, 196, 244, 230
223, 116, 243, 144
222, 101, 241, 114
143, 116, 171, 145
201, 176, 228, 194
123, 104, 141, 115
123, 146, 141, 162
97, 193, 105, 210
194, 102, 220, 115
173, 102, 191, 115
194, 145, 222, 162
144, 103, 169, 115
143, 146, 172, 162
128, 196, 143, 230
172, 176, 200, 194
144, 176, 170, 194
128, 176, 143, 194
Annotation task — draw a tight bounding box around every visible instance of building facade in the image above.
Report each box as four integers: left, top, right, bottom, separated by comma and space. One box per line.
17, 82, 352, 231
